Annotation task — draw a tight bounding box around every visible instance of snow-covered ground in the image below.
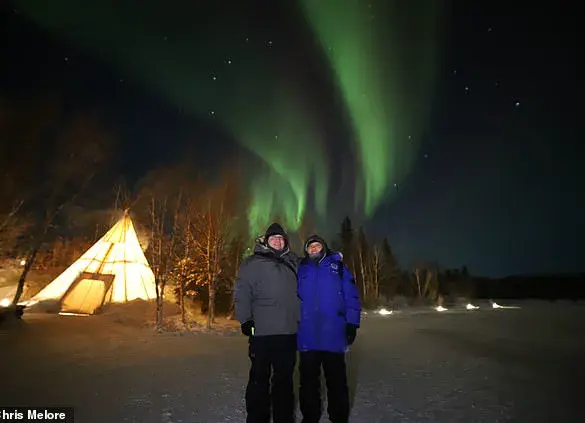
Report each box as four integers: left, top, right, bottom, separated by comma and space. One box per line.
1, 300, 584, 422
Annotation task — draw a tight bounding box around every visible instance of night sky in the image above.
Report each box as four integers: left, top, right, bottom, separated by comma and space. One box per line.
1, 1, 583, 277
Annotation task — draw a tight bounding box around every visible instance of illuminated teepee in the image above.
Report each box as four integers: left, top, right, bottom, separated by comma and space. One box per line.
29, 211, 157, 315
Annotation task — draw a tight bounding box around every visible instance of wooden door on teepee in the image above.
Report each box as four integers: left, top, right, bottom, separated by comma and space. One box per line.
60, 273, 115, 315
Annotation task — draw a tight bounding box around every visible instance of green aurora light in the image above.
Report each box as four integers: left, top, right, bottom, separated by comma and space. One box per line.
300, 0, 444, 215
15, 0, 444, 237
14, 0, 331, 237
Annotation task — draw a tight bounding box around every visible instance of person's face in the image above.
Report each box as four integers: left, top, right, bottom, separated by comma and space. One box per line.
307, 241, 323, 255
268, 234, 286, 251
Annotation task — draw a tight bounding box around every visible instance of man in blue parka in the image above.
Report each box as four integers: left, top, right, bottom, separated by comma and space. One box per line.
297, 235, 361, 423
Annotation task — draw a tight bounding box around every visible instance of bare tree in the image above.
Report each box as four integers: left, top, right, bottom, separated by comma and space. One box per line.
111, 177, 133, 221
412, 261, 440, 304
169, 192, 199, 325
147, 191, 184, 330
370, 244, 382, 300
187, 165, 240, 328
135, 168, 185, 330
356, 227, 371, 303
178, 198, 193, 324
0, 201, 31, 258
9, 106, 115, 308
222, 234, 247, 319
134, 160, 243, 329
0, 98, 45, 260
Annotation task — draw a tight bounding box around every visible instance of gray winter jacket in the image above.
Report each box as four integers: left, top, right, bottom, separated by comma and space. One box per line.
234, 241, 301, 336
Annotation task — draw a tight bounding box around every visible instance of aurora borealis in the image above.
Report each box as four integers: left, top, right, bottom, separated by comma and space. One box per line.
3, 1, 582, 276
12, 0, 443, 237
300, 0, 442, 216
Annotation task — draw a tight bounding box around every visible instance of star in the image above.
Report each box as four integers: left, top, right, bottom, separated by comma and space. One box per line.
163, 36, 168, 41
211, 74, 217, 81
514, 101, 520, 108
210, 110, 216, 117
226, 58, 232, 65
64, 57, 69, 62
266, 40, 273, 47
464, 86, 470, 93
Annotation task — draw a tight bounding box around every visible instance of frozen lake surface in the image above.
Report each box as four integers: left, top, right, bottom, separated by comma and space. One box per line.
1, 300, 584, 422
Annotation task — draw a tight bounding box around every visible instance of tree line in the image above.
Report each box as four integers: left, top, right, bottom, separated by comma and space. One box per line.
1, 95, 480, 328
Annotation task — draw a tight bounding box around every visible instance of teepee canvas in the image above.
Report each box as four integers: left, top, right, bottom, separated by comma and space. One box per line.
30, 212, 157, 315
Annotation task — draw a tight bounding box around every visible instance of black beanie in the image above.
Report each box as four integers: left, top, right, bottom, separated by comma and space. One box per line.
265, 222, 286, 239
304, 235, 328, 254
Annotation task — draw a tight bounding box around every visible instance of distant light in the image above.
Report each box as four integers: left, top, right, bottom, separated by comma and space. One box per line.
20, 260, 26, 266
466, 303, 479, 310
492, 302, 502, 309
435, 305, 448, 312
377, 308, 392, 315
0, 298, 11, 307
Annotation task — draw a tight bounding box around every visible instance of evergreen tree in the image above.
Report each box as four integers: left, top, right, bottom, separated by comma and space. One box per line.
339, 217, 354, 254
380, 237, 400, 299
338, 217, 355, 271
460, 265, 474, 298
461, 265, 470, 279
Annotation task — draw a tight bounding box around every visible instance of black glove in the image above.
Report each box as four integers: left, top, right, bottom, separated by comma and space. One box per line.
241, 320, 255, 337
346, 324, 358, 345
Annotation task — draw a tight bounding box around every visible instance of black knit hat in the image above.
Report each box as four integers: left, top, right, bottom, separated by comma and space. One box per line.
304, 234, 328, 254
265, 222, 286, 239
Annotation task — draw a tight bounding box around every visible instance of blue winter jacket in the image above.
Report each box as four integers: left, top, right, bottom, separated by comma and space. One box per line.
297, 251, 361, 353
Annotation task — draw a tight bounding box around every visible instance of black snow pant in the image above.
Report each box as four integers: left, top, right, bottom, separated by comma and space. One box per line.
299, 351, 350, 423
246, 334, 297, 423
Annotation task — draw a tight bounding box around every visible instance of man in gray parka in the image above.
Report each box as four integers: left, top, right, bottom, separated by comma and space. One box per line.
234, 222, 300, 423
